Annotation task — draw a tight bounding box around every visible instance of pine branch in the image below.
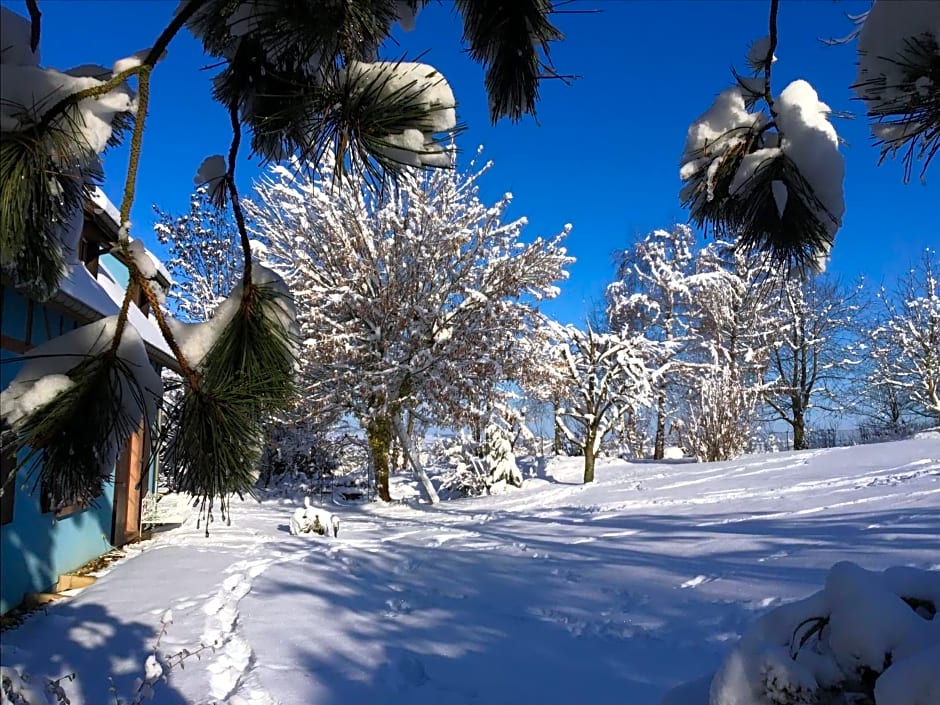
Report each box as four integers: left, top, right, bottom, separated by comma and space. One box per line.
226, 103, 253, 286
25, 0, 41, 53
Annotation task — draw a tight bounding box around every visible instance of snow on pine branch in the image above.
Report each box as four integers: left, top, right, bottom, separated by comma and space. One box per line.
853, 0, 940, 181
679, 18, 845, 269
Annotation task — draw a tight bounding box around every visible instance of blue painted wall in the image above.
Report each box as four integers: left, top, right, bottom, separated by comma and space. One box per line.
1, 286, 116, 614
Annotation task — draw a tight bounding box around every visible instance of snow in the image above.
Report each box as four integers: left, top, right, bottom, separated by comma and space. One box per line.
123, 238, 158, 280
855, 1, 940, 112
2, 438, 937, 705
704, 560, 940, 705
395, 0, 420, 31
679, 88, 764, 201
0, 62, 135, 154
0, 316, 161, 435
289, 497, 340, 537
167, 264, 298, 369
746, 35, 777, 70
771, 179, 788, 217
193, 154, 228, 203
775, 81, 845, 239
339, 60, 456, 166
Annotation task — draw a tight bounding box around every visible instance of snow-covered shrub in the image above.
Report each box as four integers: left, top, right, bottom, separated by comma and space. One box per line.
288, 497, 340, 537
439, 424, 523, 498
259, 425, 338, 489
687, 561, 940, 705
684, 368, 755, 462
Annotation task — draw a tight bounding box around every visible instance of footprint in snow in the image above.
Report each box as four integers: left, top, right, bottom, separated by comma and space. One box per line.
679, 575, 716, 589
378, 652, 429, 692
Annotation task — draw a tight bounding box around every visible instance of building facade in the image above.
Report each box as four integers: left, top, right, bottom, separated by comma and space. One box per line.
1, 190, 175, 614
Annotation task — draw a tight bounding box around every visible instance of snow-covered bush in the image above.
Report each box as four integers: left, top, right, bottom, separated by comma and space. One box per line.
259, 425, 339, 489
288, 497, 340, 537
665, 561, 940, 705
439, 424, 523, 498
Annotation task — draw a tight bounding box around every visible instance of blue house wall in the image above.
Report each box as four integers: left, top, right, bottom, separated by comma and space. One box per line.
1, 285, 117, 614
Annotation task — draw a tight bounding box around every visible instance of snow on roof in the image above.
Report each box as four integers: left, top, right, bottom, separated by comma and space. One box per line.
88, 186, 122, 227
53, 262, 175, 366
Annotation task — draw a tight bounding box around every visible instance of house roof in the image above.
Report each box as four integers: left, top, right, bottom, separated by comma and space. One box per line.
50, 188, 179, 370
53, 263, 178, 370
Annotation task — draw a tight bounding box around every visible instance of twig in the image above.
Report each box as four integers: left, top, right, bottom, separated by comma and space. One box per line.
763, 0, 780, 116
25, 0, 41, 53
227, 104, 253, 287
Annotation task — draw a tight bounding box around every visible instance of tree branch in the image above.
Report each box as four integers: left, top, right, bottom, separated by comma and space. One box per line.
25, 0, 40, 53
226, 103, 253, 287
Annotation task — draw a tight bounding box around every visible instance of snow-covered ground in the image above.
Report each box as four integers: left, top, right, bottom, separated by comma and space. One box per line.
2, 438, 939, 705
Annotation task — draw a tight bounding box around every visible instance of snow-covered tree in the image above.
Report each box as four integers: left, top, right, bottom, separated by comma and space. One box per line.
682, 240, 779, 461
868, 249, 940, 423
553, 323, 656, 483
0, 1, 566, 520
247, 150, 572, 502
852, 1, 940, 183
152, 187, 243, 323
762, 275, 864, 450
606, 224, 696, 459
679, 0, 844, 270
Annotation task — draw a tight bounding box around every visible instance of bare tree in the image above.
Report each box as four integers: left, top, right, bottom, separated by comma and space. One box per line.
553, 324, 657, 483
868, 249, 940, 423
762, 275, 864, 450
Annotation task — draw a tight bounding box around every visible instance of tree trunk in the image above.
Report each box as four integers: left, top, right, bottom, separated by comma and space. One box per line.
792, 408, 807, 450
583, 434, 596, 484
653, 389, 667, 459
393, 413, 440, 504
366, 415, 393, 502
553, 402, 563, 455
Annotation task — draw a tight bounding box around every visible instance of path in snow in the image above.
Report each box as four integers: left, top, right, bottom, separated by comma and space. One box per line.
1, 438, 938, 705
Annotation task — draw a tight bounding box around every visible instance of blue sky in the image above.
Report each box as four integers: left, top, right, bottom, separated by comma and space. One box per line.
11, 0, 938, 324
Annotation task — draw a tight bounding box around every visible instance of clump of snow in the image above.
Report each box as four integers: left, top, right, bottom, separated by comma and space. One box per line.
775, 79, 845, 236
395, 0, 420, 32
707, 561, 940, 705
0, 36, 136, 155
855, 1, 940, 110
746, 35, 777, 71
112, 47, 161, 75
0, 316, 162, 441
0, 374, 75, 427
340, 60, 456, 167
167, 264, 297, 369
289, 496, 340, 537
771, 180, 788, 217
193, 154, 228, 202
728, 147, 782, 196
679, 88, 765, 201
119, 238, 158, 280
662, 446, 685, 460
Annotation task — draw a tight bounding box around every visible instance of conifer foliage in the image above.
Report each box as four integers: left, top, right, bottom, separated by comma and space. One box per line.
679, 0, 845, 270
